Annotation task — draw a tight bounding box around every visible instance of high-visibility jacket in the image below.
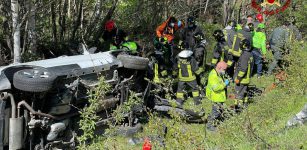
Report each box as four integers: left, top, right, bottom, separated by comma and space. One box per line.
252, 31, 267, 55
120, 41, 138, 54
234, 50, 253, 84
206, 69, 226, 102
174, 57, 203, 82
156, 17, 184, 43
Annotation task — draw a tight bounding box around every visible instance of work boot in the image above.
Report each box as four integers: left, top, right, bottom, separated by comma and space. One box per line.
235, 105, 243, 113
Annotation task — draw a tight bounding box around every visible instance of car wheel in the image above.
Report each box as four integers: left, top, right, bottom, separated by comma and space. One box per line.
13, 68, 57, 92
117, 54, 149, 70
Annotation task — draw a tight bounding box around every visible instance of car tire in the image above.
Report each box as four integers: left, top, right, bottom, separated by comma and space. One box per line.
13, 68, 57, 92
117, 54, 149, 70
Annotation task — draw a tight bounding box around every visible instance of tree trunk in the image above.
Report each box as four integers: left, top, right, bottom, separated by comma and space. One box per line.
71, 0, 83, 41
59, 0, 68, 42
230, 0, 237, 20
223, 0, 229, 26
85, 0, 103, 39
68, 0, 71, 19
11, 0, 21, 63
27, 0, 37, 54
51, 1, 57, 44
203, 0, 209, 16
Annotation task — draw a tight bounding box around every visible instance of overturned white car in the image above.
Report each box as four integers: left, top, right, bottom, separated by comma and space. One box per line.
0, 50, 149, 149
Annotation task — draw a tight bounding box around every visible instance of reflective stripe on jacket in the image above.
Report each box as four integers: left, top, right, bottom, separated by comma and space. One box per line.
235, 51, 253, 84
175, 57, 203, 82
206, 69, 226, 102
228, 31, 245, 57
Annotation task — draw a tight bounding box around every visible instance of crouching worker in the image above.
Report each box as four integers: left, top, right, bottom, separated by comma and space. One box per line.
173, 50, 204, 106
234, 39, 254, 110
206, 61, 229, 131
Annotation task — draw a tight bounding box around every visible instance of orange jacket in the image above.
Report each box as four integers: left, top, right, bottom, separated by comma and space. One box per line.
156, 17, 184, 43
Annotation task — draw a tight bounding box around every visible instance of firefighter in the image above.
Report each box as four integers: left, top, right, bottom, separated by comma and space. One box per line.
153, 17, 183, 80
102, 20, 128, 51
223, 20, 237, 67
206, 61, 229, 131
211, 30, 229, 67
155, 17, 184, 63
267, 21, 290, 75
180, 16, 205, 52
149, 49, 169, 84
173, 50, 204, 106
234, 39, 254, 109
240, 22, 253, 45
252, 23, 267, 78
180, 17, 207, 67
224, 20, 246, 77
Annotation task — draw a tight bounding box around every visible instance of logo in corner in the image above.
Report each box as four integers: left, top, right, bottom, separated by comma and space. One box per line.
251, 0, 291, 16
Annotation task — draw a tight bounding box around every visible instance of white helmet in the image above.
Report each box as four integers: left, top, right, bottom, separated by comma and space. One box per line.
178, 50, 193, 58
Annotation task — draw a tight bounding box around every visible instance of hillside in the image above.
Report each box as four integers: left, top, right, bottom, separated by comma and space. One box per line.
85, 42, 307, 150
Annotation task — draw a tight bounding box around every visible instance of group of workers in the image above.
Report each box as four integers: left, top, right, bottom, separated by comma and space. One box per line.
102, 14, 303, 131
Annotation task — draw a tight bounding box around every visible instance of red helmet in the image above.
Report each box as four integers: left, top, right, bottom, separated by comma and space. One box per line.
105, 20, 116, 32
256, 14, 263, 23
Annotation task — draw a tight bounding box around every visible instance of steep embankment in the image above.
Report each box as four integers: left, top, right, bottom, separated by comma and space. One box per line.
88, 42, 306, 150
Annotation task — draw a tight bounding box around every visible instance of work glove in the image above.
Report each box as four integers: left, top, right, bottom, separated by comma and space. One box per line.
224, 79, 230, 86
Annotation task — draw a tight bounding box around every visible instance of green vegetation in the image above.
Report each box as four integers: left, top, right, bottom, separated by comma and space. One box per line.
81, 39, 307, 150
77, 77, 111, 149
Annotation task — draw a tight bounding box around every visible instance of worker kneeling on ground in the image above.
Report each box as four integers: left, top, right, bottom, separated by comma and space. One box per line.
234, 39, 254, 110
173, 50, 204, 106
206, 61, 229, 131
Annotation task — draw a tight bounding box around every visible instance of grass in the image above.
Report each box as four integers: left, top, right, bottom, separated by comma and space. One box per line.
85, 41, 307, 150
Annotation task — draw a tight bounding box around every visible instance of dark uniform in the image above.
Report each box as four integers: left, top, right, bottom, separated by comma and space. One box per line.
180, 17, 206, 67
102, 28, 127, 50
174, 50, 204, 105
211, 30, 229, 66
224, 24, 246, 78
240, 27, 253, 45
149, 50, 169, 84
234, 39, 254, 108
181, 25, 204, 49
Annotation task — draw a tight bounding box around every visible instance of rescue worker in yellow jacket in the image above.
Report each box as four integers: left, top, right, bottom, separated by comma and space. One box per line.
252, 23, 267, 78
173, 50, 204, 106
234, 39, 254, 109
206, 61, 229, 131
